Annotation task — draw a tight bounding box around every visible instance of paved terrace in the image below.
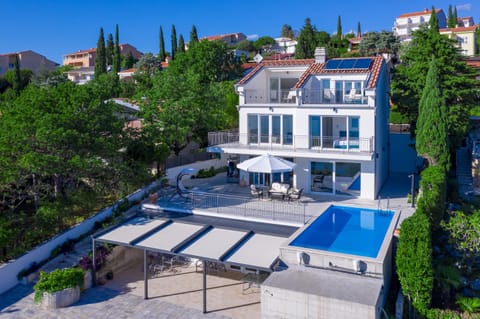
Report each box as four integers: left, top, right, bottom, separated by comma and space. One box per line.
0, 171, 414, 319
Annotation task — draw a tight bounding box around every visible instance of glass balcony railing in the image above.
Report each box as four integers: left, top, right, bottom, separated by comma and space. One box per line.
208, 131, 373, 153
244, 89, 296, 104
302, 89, 367, 105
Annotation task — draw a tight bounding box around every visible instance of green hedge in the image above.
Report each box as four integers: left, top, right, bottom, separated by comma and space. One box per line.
396, 210, 433, 314
417, 165, 447, 229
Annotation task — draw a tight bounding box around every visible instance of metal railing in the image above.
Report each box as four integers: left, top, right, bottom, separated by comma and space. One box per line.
302, 89, 368, 105
208, 132, 373, 153
157, 190, 308, 225
245, 89, 296, 104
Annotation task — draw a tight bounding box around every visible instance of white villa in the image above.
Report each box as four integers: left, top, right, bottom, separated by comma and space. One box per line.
208, 48, 390, 200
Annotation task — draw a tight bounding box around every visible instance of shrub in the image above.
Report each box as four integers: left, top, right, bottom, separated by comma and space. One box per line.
417, 165, 447, 229
34, 268, 85, 303
456, 297, 480, 314
396, 211, 433, 315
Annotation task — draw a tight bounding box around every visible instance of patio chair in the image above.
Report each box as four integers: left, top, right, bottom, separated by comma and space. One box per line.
288, 188, 303, 202
250, 184, 263, 198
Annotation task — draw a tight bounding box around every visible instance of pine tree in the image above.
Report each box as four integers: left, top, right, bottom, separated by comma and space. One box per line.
159, 26, 166, 62
295, 18, 317, 59
106, 33, 114, 66
12, 54, 21, 95
415, 56, 449, 169
190, 25, 199, 44
171, 24, 177, 60
94, 27, 107, 78
113, 24, 121, 73
337, 16, 342, 40
177, 35, 185, 53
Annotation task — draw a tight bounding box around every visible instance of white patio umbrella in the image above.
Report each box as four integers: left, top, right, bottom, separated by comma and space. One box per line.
237, 154, 296, 183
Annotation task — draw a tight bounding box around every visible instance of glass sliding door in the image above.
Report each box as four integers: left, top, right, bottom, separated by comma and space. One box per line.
310, 116, 321, 147
311, 161, 333, 193
247, 114, 258, 144
260, 115, 269, 143
283, 115, 293, 145
336, 162, 361, 196
272, 116, 281, 144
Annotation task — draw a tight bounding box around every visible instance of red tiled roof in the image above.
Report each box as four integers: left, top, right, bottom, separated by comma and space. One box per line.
237, 59, 314, 85
201, 33, 244, 41
439, 25, 478, 32
397, 8, 442, 19
119, 68, 136, 73
294, 56, 384, 89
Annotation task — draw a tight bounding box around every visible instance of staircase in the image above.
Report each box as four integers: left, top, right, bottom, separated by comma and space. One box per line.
456, 147, 473, 199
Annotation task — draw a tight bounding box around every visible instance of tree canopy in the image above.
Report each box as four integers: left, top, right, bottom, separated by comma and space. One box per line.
295, 18, 317, 59
358, 31, 400, 56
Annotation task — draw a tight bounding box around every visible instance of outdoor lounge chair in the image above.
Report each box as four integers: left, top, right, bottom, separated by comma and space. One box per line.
250, 184, 263, 198
287, 188, 303, 201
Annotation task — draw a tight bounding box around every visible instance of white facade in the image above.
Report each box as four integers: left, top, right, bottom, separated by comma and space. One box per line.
393, 8, 447, 42
274, 37, 297, 54
208, 53, 390, 200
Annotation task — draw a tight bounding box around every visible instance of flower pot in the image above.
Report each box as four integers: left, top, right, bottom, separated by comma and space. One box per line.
40, 286, 80, 309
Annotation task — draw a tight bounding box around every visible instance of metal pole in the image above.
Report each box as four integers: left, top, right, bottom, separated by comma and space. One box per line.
144, 250, 148, 299
91, 237, 96, 287
409, 174, 415, 208
203, 260, 207, 314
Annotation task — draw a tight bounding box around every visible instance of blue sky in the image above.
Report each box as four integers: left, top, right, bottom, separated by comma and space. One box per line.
1, 0, 479, 63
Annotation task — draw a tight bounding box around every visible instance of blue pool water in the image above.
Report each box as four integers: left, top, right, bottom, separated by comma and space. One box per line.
290, 205, 394, 258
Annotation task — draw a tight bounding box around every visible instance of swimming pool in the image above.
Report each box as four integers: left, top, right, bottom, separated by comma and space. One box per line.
289, 205, 394, 258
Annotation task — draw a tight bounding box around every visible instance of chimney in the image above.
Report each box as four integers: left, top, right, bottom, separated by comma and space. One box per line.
314, 47, 327, 64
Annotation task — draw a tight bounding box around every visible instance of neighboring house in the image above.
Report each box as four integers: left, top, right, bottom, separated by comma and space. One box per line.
199, 32, 247, 45
458, 16, 475, 27
64, 66, 94, 84
440, 25, 478, 56
208, 48, 390, 200
273, 37, 297, 54
0, 50, 59, 76
393, 8, 447, 42
63, 44, 143, 68
118, 67, 136, 81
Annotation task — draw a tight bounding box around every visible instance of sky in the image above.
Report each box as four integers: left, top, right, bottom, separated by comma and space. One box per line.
1, 0, 479, 64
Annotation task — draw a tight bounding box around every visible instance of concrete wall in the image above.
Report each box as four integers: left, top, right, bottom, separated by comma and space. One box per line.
389, 133, 422, 174
261, 285, 378, 319
0, 182, 157, 295
165, 157, 228, 186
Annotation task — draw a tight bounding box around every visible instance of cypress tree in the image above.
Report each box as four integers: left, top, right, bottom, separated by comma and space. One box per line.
337, 16, 342, 40
295, 18, 317, 59
190, 25, 199, 44
447, 5, 454, 28
12, 54, 21, 95
429, 6, 439, 32
113, 24, 121, 73
159, 26, 166, 62
357, 22, 361, 37
415, 56, 449, 169
94, 27, 107, 78
106, 33, 114, 66
453, 6, 458, 27
171, 24, 177, 60
281, 24, 295, 39
177, 34, 186, 53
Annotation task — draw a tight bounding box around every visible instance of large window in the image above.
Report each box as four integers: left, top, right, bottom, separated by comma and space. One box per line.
309, 116, 360, 149
270, 78, 298, 103
248, 114, 294, 145
311, 161, 361, 196
311, 162, 333, 193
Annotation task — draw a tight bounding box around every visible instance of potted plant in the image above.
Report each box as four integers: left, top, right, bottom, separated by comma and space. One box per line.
34, 267, 85, 309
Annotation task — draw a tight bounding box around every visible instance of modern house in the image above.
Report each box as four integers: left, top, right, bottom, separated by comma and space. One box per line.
208, 48, 390, 200
63, 44, 142, 68
393, 8, 447, 42
0, 50, 59, 76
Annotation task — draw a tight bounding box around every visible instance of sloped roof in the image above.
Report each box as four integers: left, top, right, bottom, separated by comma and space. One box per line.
439, 25, 478, 33
237, 59, 314, 85
397, 8, 443, 19
294, 56, 384, 89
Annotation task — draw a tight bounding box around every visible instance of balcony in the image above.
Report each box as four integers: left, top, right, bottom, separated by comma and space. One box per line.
302, 89, 367, 105
208, 131, 373, 154
244, 89, 296, 104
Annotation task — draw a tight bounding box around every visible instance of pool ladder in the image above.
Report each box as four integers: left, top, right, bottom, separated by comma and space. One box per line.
377, 196, 390, 214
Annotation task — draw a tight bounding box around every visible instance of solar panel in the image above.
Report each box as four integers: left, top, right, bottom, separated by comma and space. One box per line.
323, 58, 373, 70
324, 59, 341, 70
353, 58, 373, 69
338, 59, 356, 69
